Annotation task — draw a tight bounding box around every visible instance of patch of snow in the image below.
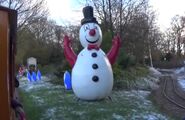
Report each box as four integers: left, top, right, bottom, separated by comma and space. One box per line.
31, 95, 44, 105
41, 108, 57, 120
19, 76, 62, 92
112, 90, 168, 119
149, 67, 162, 77
97, 108, 107, 112
71, 111, 86, 116
21, 82, 52, 92
174, 67, 185, 74
113, 90, 151, 107
145, 79, 159, 90
135, 77, 159, 90
178, 79, 185, 91
121, 90, 150, 98
131, 113, 168, 120
112, 113, 125, 120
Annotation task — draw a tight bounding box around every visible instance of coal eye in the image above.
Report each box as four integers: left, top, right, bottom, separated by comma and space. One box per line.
84, 25, 89, 31
94, 26, 98, 29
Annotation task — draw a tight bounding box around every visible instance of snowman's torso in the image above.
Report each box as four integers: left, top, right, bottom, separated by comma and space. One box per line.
72, 48, 113, 100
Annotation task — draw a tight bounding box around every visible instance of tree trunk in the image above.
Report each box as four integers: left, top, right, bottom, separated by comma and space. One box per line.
108, 0, 113, 37
119, 0, 123, 39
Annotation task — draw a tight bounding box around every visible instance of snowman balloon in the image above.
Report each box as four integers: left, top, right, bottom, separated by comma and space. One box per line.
63, 6, 121, 100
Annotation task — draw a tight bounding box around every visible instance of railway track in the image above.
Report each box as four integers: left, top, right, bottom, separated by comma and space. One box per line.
162, 76, 185, 110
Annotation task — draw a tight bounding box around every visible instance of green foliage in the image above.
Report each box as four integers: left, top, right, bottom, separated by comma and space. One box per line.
114, 65, 149, 90
164, 52, 173, 61
48, 77, 63, 86
16, 20, 65, 66
118, 50, 136, 69
23, 45, 51, 65
101, 31, 113, 53
49, 47, 63, 64
37, 64, 56, 75
112, 63, 122, 80
61, 60, 71, 71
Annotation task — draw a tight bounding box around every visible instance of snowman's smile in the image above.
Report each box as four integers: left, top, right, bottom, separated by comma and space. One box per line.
85, 36, 99, 44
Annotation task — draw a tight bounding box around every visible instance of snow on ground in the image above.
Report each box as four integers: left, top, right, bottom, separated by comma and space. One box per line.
177, 77, 185, 91
19, 76, 170, 120
170, 66, 185, 91
112, 113, 125, 120
149, 67, 162, 77
132, 113, 168, 120
19, 76, 63, 92
111, 90, 169, 120
155, 66, 185, 92
134, 67, 162, 90
174, 67, 185, 74
41, 108, 57, 120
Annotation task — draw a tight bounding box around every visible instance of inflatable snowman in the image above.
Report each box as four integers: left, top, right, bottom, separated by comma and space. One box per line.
63, 6, 121, 100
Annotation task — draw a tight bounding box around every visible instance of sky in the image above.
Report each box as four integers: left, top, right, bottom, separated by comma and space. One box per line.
47, 0, 185, 31
150, 0, 185, 31
46, 0, 84, 26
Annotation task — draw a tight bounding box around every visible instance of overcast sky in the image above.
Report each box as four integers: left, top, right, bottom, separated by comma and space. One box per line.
150, 0, 185, 31
46, 0, 185, 30
46, 0, 83, 25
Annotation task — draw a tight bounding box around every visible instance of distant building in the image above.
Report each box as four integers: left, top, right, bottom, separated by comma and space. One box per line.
27, 57, 37, 68
26, 57, 41, 81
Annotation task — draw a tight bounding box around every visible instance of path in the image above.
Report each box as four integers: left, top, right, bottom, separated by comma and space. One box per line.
152, 68, 185, 119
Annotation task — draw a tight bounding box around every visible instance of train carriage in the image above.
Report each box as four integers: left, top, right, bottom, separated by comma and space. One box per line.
0, 6, 21, 120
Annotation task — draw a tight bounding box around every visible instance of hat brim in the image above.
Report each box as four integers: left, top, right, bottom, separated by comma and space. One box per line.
81, 18, 98, 25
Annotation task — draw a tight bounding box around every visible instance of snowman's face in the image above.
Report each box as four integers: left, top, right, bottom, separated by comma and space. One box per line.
79, 23, 102, 48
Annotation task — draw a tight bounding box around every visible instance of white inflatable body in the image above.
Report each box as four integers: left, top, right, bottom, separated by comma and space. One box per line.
72, 48, 113, 100
71, 22, 114, 100
63, 5, 119, 100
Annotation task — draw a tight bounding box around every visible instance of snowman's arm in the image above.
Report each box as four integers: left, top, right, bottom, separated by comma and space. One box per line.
63, 35, 77, 68
107, 35, 121, 65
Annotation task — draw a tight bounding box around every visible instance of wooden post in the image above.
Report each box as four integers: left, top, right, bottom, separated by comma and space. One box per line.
0, 10, 11, 120
0, 6, 17, 120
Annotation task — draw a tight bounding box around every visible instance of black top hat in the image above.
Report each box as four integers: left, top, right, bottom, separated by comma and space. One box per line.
81, 6, 98, 25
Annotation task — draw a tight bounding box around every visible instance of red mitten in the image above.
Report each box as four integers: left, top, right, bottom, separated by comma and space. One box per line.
64, 35, 71, 46
112, 35, 121, 46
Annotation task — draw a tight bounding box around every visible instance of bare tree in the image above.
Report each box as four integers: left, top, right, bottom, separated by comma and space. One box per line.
0, 0, 48, 29
166, 15, 185, 57
89, 0, 161, 64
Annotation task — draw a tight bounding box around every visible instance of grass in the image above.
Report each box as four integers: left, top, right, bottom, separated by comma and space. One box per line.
123, 66, 149, 81
18, 77, 173, 120
19, 91, 42, 119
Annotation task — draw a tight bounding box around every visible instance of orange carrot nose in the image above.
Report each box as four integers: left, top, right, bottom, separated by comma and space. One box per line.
89, 29, 96, 36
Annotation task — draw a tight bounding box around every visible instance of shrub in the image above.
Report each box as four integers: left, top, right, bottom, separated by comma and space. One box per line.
153, 60, 184, 69
37, 64, 56, 75
112, 63, 122, 80
113, 65, 149, 90
118, 51, 136, 69
165, 52, 173, 61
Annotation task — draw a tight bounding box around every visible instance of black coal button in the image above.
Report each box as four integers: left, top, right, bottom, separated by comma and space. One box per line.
91, 52, 97, 57
92, 76, 99, 82
92, 64, 98, 69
